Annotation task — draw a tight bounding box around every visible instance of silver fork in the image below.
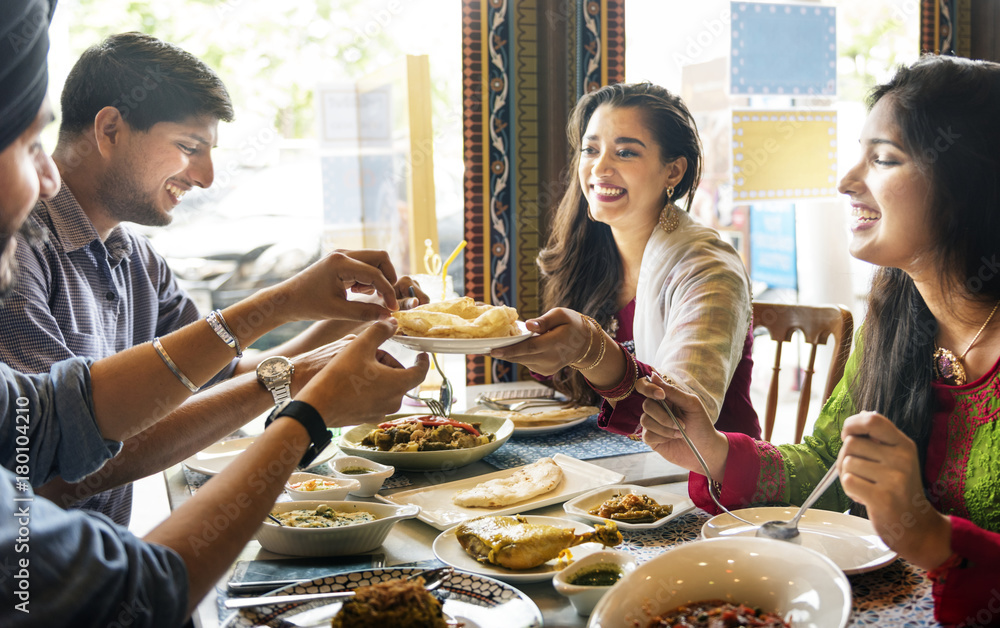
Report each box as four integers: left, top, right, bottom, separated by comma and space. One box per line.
408, 287, 453, 418
404, 391, 447, 417
475, 394, 563, 412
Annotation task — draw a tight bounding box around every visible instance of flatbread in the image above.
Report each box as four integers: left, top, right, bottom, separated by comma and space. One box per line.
452, 457, 564, 508
393, 297, 520, 339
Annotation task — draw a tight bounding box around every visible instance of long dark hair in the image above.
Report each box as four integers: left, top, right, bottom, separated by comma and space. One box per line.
538, 82, 703, 404
852, 56, 1000, 466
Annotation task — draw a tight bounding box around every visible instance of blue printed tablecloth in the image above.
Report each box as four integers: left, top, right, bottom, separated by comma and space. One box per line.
483, 416, 650, 469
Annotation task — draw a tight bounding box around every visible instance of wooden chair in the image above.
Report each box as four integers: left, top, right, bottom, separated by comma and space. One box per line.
751, 302, 854, 444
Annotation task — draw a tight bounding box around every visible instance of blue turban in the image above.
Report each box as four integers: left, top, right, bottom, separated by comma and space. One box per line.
0, 0, 55, 152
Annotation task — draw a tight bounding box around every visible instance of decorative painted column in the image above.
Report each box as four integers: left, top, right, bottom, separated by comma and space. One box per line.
461, 0, 625, 385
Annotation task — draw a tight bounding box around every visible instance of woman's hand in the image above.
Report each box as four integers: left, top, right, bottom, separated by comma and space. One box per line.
490, 307, 592, 375
838, 412, 952, 569
636, 373, 729, 479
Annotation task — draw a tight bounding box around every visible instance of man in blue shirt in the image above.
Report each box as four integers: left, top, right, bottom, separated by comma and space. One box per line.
0, 31, 425, 526
0, 3, 428, 624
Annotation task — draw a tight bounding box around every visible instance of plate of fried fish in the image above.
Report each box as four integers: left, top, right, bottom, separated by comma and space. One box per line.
432, 514, 624, 583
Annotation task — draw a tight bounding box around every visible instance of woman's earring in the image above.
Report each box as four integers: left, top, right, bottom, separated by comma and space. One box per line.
665, 186, 675, 201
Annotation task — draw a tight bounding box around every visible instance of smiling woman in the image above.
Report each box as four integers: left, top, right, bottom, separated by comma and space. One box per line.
492, 82, 761, 446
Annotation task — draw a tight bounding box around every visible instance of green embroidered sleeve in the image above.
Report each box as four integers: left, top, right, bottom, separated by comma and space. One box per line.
768, 338, 861, 511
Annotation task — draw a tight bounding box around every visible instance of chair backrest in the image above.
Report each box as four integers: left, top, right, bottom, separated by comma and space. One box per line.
751, 302, 854, 444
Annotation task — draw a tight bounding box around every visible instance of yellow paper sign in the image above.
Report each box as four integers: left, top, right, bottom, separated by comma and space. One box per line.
732, 110, 837, 201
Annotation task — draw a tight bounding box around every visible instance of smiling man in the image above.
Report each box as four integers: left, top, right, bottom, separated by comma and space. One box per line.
0, 32, 425, 526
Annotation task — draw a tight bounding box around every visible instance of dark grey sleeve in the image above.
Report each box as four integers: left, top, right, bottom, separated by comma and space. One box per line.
0, 471, 190, 627
0, 358, 122, 486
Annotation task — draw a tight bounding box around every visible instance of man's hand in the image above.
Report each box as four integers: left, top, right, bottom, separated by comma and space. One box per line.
266, 249, 402, 326
295, 319, 429, 427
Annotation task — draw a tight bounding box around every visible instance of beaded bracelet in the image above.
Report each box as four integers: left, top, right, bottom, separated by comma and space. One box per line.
572, 316, 607, 371
206, 310, 243, 357
153, 337, 199, 392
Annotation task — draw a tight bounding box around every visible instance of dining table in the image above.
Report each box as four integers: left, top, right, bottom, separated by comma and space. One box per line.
166, 382, 942, 628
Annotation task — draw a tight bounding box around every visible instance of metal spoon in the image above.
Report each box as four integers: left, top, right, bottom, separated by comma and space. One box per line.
756, 463, 840, 541
224, 566, 455, 609
645, 376, 755, 526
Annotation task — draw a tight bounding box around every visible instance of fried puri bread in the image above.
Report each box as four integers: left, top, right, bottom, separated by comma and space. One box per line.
392, 297, 520, 339
452, 457, 564, 508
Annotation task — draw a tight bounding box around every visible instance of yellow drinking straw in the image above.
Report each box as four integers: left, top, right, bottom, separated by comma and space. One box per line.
439, 240, 467, 301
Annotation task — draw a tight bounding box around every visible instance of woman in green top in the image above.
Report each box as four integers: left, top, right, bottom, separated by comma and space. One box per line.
636, 55, 1000, 626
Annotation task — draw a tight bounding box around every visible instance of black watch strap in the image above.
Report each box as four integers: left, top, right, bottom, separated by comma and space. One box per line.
265, 400, 332, 468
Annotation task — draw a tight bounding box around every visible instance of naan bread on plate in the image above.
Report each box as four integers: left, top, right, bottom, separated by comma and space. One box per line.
472, 406, 599, 425
393, 297, 520, 339
452, 457, 564, 508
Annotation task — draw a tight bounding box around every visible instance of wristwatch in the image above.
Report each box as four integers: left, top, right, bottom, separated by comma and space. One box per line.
265, 400, 332, 468
256, 356, 294, 405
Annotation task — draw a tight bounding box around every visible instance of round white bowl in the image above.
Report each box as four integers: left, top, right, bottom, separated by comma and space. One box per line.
338, 414, 513, 471
328, 456, 394, 497
588, 537, 852, 628
284, 472, 360, 501
553, 550, 638, 616
256, 500, 419, 557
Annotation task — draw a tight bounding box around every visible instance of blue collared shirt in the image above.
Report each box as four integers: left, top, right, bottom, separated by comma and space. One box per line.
0, 358, 189, 627
0, 183, 235, 524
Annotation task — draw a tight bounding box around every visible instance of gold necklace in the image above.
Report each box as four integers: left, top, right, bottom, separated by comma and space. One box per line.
932, 298, 1000, 386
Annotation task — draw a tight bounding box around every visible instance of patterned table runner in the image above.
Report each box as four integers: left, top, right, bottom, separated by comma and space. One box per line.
483, 416, 651, 469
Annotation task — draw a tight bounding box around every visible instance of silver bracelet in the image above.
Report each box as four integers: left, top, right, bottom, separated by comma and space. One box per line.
152, 337, 199, 393
206, 310, 242, 357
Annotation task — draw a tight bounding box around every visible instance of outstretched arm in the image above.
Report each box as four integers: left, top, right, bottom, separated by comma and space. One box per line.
144, 319, 428, 613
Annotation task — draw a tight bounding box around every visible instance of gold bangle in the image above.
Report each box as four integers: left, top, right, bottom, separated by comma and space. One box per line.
568, 314, 595, 367
577, 319, 607, 371
603, 351, 638, 402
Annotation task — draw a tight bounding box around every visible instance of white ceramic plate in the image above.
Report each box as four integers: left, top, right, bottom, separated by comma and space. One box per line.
701, 506, 897, 575
466, 407, 593, 436
563, 484, 696, 530
182, 436, 337, 476
389, 321, 533, 354
222, 567, 543, 628
338, 414, 514, 471
377, 453, 625, 530
588, 537, 852, 628
433, 515, 615, 584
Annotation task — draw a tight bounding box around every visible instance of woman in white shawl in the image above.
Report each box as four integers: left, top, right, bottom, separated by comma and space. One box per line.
492, 82, 760, 440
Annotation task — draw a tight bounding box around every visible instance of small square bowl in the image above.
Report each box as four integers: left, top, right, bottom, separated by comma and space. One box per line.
329, 456, 394, 497
284, 472, 360, 501
563, 484, 695, 530
553, 550, 638, 616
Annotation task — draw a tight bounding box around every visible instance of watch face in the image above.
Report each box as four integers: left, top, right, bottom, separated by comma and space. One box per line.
259, 357, 291, 380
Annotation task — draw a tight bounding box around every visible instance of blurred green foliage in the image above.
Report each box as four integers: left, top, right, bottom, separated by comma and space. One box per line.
66, 0, 403, 138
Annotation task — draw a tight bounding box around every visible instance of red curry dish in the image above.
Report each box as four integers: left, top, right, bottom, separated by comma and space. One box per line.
648, 600, 790, 628
360, 416, 495, 452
